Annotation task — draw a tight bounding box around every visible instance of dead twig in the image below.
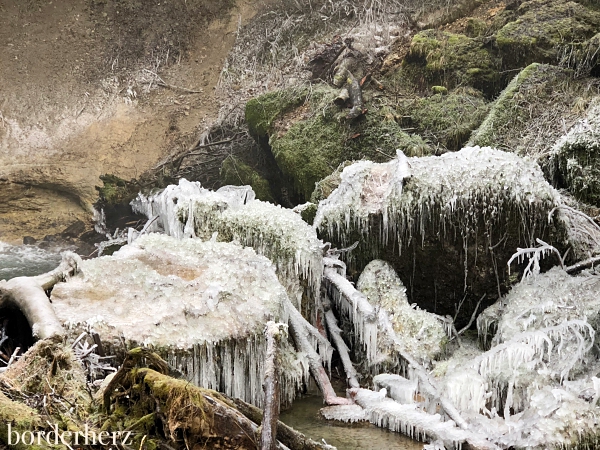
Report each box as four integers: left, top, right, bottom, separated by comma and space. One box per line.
142, 69, 203, 94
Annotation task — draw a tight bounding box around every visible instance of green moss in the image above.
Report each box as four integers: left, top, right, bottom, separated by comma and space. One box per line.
220, 156, 275, 202
465, 17, 488, 38
404, 29, 501, 95
469, 63, 596, 158
311, 161, 353, 203
269, 89, 346, 200
399, 87, 489, 151
0, 393, 48, 450
496, 0, 600, 67
431, 85, 448, 95
245, 87, 307, 137
96, 174, 136, 205
248, 83, 434, 201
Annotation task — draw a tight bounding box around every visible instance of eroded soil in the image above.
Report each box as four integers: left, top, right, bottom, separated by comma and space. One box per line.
0, 0, 261, 243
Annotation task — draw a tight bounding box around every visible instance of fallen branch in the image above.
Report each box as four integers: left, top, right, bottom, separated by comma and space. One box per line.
142, 69, 203, 94
324, 308, 360, 389
566, 256, 600, 274
285, 298, 351, 406
261, 322, 286, 450
0, 252, 81, 340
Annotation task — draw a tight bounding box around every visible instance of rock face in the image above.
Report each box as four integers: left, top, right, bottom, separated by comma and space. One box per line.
50, 234, 307, 407
0, 0, 248, 243
314, 147, 566, 326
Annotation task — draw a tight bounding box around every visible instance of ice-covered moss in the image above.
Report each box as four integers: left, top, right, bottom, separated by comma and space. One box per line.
357, 260, 446, 366
314, 147, 566, 324
404, 29, 501, 95
51, 234, 307, 406
496, 0, 600, 67
219, 156, 275, 202
469, 63, 597, 158
549, 98, 600, 205
398, 87, 489, 151
132, 181, 324, 308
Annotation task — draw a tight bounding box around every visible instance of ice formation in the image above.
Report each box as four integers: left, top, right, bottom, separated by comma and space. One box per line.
423, 268, 600, 448
132, 180, 323, 308
314, 146, 563, 256
50, 234, 307, 407
356, 260, 446, 367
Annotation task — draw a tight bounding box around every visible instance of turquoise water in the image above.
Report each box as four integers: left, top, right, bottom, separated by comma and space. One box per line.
280, 393, 423, 450
0, 241, 63, 280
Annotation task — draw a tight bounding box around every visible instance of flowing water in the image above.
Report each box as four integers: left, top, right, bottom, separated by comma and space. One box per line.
280, 393, 423, 450
0, 241, 63, 280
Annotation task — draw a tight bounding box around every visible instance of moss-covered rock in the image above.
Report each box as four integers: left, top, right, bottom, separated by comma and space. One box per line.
220, 156, 275, 202
549, 97, 600, 206
247, 84, 433, 201
245, 87, 307, 138
403, 29, 501, 95
399, 87, 489, 151
469, 63, 598, 158
496, 0, 600, 67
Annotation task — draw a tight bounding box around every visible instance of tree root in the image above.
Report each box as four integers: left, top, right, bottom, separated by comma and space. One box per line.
0, 252, 81, 340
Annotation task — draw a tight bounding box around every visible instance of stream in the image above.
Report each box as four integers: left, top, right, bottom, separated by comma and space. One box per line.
280, 391, 423, 450
0, 241, 63, 280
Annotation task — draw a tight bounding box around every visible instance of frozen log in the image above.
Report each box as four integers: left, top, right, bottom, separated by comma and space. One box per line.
261, 321, 286, 450
323, 267, 378, 363
233, 398, 336, 450
324, 308, 360, 389
0, 252, 81, 340
349, 389, 499, 450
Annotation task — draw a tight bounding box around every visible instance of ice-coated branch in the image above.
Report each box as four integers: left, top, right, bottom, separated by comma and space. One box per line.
0, 252, 81, 340
284, 298, 351, 406
323, 267, 378, 362
507, 238, 565, 280
261, 322, 286, 450
324, 309, 360, 389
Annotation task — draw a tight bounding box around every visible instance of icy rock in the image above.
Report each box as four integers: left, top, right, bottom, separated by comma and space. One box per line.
315, 146, 566, 325
50, 234, 306, 407
132, 181, 323, 308
357, 260, 446, 366
550, 97, 600, 206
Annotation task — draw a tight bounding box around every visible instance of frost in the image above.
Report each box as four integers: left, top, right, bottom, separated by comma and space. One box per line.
132, 180, 323, 308
314, 146, 563, 259
356, 260, 446, 367
51, 234, 306, 406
